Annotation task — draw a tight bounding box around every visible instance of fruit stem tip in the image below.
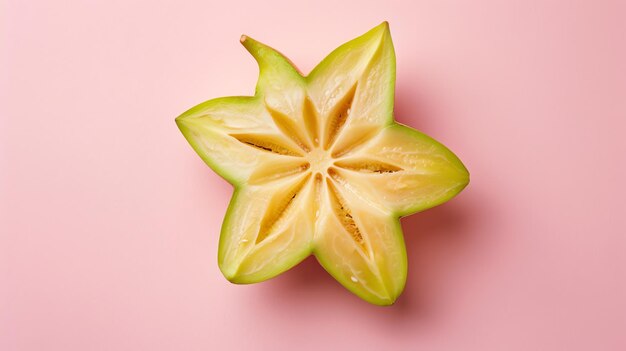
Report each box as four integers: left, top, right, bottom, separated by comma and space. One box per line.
240, 35, 248, 44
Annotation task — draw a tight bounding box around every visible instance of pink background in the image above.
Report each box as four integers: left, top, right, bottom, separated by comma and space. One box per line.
2, 0, 625, 350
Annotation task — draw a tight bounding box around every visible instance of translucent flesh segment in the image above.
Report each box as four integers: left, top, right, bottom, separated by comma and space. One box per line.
176, 96, 274, 133
219, 174, 315, 283
266, 105, 312, 152
335, 26, 394, 127
334, 124, 469, 216
248, 159, 310, 185
256, 174, 311, 244
326, 167, 388, 213
312, 173, 324, 220
325, 178, 367, 251
323, 84, 356, 150
334, 158, 402, 173
303, 97, 320, 147
330, 124, 380, 158
240, 36, 310, 146
229, 133, 304, 156
176, 96, 295, 184
308, 22, 395, 154
314, 179, 406, 306
177, 119, 285, 184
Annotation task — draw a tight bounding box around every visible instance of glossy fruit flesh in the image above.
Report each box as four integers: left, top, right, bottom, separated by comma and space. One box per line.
176, 23, 469, 305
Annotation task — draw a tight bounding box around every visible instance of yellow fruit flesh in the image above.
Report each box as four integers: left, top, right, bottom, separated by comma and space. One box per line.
176, 22, 469, 305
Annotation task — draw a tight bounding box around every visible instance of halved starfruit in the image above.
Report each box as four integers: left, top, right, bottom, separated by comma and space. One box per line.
176, 22, 469, 305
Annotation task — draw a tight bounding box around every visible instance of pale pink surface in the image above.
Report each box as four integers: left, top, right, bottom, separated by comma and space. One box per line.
1, 0, 625, 350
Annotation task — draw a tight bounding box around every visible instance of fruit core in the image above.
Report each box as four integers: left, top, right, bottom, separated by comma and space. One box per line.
305, 147, 334, 175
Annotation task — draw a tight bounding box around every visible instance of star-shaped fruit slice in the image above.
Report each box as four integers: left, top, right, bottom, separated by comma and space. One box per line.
176, 22, 469, 305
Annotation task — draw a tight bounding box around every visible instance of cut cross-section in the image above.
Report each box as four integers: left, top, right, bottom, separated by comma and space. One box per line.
176, 22, 469, 305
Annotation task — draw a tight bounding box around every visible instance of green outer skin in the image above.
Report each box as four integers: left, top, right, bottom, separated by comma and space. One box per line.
175, 22, 469, 306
